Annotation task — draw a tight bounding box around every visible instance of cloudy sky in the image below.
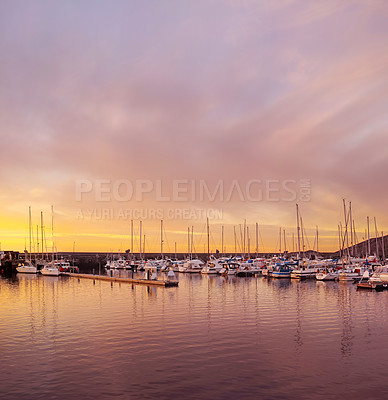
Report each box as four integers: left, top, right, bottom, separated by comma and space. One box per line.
1, 0, 387, 253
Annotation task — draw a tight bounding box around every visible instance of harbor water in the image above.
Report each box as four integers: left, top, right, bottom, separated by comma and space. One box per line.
1, 272, 387, 399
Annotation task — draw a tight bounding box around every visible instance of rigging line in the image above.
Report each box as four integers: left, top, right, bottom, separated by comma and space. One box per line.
162, 224, 171, 254
259, 231, 266, 254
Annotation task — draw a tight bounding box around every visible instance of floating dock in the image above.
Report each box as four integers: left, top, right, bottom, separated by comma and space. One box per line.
64, 273, 179, 287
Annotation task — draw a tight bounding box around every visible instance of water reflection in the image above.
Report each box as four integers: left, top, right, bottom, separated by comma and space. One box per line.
338, 283, 354, 358
0, 273, 387, 400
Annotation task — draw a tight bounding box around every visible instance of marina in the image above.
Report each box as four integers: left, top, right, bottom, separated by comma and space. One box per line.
1, 270, 387, 400
1, 1, 388, 399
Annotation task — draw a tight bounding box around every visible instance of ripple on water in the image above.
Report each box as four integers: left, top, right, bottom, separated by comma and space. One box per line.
0, 274, 387, 399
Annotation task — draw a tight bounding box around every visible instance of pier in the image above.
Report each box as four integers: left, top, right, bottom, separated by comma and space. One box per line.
64, 273, 178, 287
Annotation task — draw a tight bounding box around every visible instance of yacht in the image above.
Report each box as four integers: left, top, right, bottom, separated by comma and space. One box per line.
40, 262, 60, 276
316, 268, 340, 281
171, 260, 184, 272
370, 265, 388, 283
291, 260, 324, 279
201, 263, 220, 274
201, 257, 223, 274
219, 262, 239, 276
183, 259, 205, 273
146, 259, 168, 270
55, 259, 79, 273
262, 262, 274, 277
105, 257, 127, 269
16, 260, 37, 274
16, 207, 37, 274
272, 262, 294, 278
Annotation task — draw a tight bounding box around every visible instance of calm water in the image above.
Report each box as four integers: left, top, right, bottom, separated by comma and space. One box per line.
1, 271, 387, 400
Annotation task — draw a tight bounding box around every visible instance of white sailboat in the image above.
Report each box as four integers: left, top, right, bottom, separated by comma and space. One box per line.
16, 207, 37, 274
16, 260, 37, 274
40, 207, 60, 276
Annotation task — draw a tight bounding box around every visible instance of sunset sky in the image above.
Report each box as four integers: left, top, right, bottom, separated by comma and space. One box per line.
1, 0, 387, 253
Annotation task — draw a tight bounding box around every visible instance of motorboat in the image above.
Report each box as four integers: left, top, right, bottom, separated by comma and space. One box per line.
370, 265, 388, 283
40, 262, 60, 276
316, 268, 340, 281
146, 259, 168, 270
291, 259, 328, 279
55, 259, 79, 273
219, 262, 239, 276
105, 257, 127, 269
184, 259, 205, 273
202, 257, 223, 274
201, 263, 219, 274
272, 263, 293, 278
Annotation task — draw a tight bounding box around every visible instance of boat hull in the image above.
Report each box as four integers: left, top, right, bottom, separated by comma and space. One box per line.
16, 266, 37, 274
41, 269, 60, 276
316, 273, 338, 281
272, 272, 291, 278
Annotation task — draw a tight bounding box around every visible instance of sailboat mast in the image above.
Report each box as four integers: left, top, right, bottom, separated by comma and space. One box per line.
367, 216, 370, 256
234, 226, 237, 256
143, 234, 145, 256
382, 231, 385, 261
296, 204, 301, 259
187, 227, 190, 258
374, 217, 379, 259
221, 225, 224, 257
300, 217, 305, 258
283, 229, 286, 254
41, 212, 44, 260
316, 225, 319, 254
207, 217, 210, 262
353, 220, 358, 257
338, 224, 342, 259
161, 219, 163, 258
349, 202, 353, 256
243, 219, 246, 258
343, 199, 350, 259
139, 220, 142, 260
255, 222, 259, 258
37, 225, 40, 259
279, 227, 282, 254
131, 219, 133, 260
239, 224, 243, 256
28, 206, 32, 261
247, 226, 250, 258
51, 205, 54, 261
191, 226, 194, 260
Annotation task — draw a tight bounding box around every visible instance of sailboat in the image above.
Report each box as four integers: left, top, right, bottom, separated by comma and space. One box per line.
16, 259, 37, 274
40, 207, 60, 276
16, 207, 37, 274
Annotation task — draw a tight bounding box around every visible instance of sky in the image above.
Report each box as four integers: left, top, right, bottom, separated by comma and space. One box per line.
0, 0, 387, 254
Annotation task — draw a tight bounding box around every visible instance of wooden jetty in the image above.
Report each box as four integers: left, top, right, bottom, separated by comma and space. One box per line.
63, 273, 178, 287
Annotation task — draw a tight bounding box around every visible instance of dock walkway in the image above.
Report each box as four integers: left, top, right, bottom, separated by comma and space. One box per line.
63, 273, 179, 287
